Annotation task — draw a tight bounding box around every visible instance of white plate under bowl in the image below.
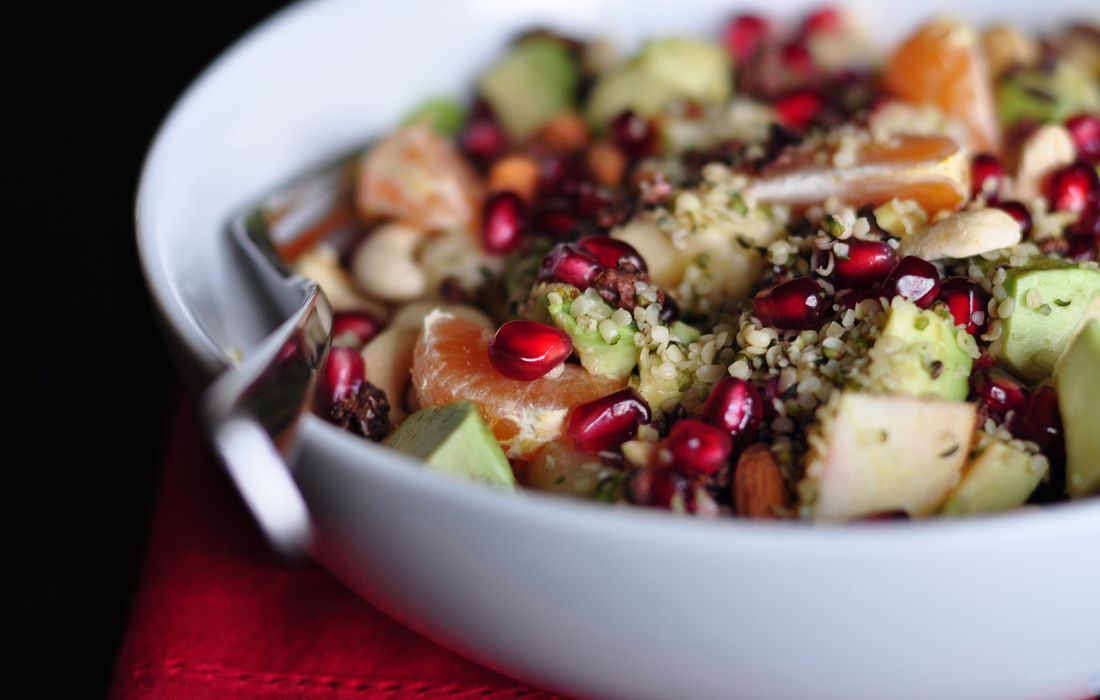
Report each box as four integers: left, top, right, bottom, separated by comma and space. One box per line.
136, 1, 1100, 698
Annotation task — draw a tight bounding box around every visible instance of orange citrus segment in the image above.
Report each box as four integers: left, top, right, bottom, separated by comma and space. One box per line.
412, 311, 626, 458
747, 132, 969, 216
883, 19, 1001, 155
357, 122, 484, 232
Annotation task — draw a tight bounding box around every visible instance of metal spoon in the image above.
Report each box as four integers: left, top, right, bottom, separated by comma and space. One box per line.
199, 159, 356, 560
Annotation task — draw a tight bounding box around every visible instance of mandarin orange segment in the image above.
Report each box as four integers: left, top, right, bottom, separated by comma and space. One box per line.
412, 311, 626, 458
748, 132, 969, 216
357, 122, 484, 232
882, 19, 1001, 155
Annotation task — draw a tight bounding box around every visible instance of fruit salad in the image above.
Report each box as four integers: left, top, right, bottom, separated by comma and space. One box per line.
271, 8, 1100, 520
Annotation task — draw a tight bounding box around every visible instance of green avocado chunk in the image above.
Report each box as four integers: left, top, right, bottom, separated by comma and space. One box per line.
940, 439, 1047, 516
865, 298, 973, 401
1056, 320, 1100, 498
545, 287, 640, 380
585, 37, 732, 128
990, 259, 1100, 383
384, 401, 516, 488
402, 97, 466, 136
479, 37, 579, 142
996, 62, 1100, 126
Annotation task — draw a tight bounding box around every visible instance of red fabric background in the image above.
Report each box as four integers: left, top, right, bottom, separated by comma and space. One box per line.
109, 400, 563, 699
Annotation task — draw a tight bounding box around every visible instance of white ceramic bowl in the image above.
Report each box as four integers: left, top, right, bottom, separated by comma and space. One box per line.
137, 1, 1100, 698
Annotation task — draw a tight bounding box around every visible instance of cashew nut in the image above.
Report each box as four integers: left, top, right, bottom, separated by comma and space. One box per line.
1013, 124, 1076, 201
351, 222, 427, 302
900, 208, 1022, 260
293, 245, 389, 319
417, 229, 502, 296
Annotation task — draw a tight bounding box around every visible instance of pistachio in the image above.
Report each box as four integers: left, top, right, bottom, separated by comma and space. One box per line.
1013, 124, 1077, 201
900, 208, 1022, 260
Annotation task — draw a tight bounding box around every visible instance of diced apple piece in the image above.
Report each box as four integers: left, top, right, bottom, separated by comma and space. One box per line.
801, 392, 976, 520
361, 327, 420, 424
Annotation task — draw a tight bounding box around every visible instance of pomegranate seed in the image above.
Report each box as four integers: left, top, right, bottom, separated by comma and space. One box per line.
780, 42, 816, 81
538, 242, 602, 289
574, 182, 612, 215
1013, 385, 1066, 463
938, 277, 989, 335
481, 190, 526, 253
1045, 160, 1099, 213
994, 200, 1033, 239
1065, 113, 1100, 163
833, 238, 897, 289
882, 256, 941, 308
458, 117, 506, 163
567, 388, 652, 452
1065, 231, 1098, 261
487, 320, 573, 380
753, 277, 828, 330
658, 295, 681, 324
576, 235, 647, 271
800, 6, 842, 36
331, 311, 382, 348
775, 89, 824, 131
724, 13, 770, 62
610, 110, 658, 158
532, 200, 581, 238
702, 377, 763, 448
973, 368, 1028, 416
835, 286, 882, 309
970, 153, 1004, 200
317, 346, 365, 416
629, 466, 693, 510
761, 376, 787, 420
664, 419, 733, 475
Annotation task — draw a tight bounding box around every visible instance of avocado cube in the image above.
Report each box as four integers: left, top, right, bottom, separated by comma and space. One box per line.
991, 260, 1100, 383
865, 298, 973, 401
800, 392, 976, 520
543, 287, 641, 380
940, 439, 1048, 515
1056, 320, 1100, 498
479, 37, 579, 142
384, 401, 516, 488
996, 62, 1100, 126
585, 37, 731, 128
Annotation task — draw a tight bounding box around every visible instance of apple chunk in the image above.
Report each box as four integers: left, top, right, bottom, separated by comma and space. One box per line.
801, 392, 976, 520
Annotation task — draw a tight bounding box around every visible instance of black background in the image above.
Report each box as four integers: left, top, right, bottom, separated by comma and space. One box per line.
7, 2, 287, 696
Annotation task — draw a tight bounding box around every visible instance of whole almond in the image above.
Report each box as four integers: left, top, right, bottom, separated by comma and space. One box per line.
733, 444, 790, 519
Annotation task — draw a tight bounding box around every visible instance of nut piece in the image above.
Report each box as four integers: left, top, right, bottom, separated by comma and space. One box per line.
351, 222, 427, 302
1013, 124, 1077, 201
733, 444, 790, 519
293, 245, 389, 319
390, 301, 494, 330
900, 208, 1022, 260
980, 25, 1039, 78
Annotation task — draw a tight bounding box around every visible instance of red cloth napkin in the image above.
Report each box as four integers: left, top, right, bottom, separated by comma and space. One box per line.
110, 398, 564, 700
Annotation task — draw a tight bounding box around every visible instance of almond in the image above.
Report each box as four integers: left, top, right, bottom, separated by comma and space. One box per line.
733, 444, 790, 519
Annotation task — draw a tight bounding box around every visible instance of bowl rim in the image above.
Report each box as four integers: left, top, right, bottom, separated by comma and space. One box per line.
134, 0, 1100, 545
